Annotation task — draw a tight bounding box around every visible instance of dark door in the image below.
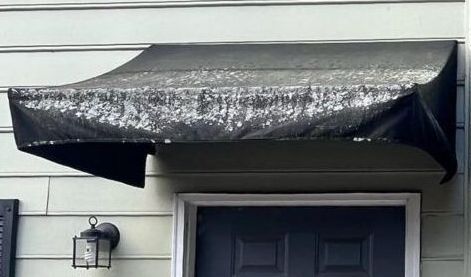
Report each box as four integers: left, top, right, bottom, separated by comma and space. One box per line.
195, 206, 405, 277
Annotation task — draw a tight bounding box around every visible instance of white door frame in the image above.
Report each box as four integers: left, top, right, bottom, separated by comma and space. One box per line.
172, 193, 421, 277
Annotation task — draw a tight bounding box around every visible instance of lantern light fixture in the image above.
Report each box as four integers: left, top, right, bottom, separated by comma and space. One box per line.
72, 216, 120, 269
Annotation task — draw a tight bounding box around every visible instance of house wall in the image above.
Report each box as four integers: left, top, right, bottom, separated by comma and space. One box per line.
0, 1, 468, 276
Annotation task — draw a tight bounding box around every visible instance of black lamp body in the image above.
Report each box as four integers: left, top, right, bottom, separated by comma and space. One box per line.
72, 219, 120, 269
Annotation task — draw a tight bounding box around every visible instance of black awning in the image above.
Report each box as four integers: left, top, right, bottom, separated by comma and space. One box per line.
8, 41, 457, 187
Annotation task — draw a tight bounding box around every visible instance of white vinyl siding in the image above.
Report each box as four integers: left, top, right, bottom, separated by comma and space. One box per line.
0, 1, 467, 276
0, 3, 464, 46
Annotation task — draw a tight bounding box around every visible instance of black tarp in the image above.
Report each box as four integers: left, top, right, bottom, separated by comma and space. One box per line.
8, 41, 457, 187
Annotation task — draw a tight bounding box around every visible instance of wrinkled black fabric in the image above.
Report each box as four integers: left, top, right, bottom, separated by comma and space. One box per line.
8, 41, 457, 187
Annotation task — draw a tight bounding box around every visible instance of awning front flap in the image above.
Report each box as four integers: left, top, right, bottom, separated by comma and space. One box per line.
8, 41, 457, 187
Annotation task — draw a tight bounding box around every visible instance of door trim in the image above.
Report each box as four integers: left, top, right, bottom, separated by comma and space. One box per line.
172, 193, 421, 277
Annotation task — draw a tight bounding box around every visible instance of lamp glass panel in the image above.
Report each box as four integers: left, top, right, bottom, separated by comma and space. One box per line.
98, 239, 111, 267
74, 237, 98, 268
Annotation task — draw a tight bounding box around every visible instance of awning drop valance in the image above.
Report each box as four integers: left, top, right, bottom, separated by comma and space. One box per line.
8, 41, 457, 187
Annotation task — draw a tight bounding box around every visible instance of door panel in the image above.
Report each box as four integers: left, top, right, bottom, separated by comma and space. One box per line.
195, 207, 405, 277
233, 234, 287, 277
317, 234, 372, 277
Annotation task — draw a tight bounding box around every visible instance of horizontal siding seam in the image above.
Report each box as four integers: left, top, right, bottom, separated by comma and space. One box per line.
17, 211, 463, 216
18, 213, 173, 217
421, 257, 465, 261
0, 44, 150, 53
0, 38, 465, 54
14, 256, 467, 261
0, 0, 465, 12
45, 211, 174, 216
16, 254, 464, 262
421, 212, 464, 216
0, 170, 454, 177
16, 254, 172, 260
17, 211, 466, 217
0, 170, 463, 178
18, 211, 48, 216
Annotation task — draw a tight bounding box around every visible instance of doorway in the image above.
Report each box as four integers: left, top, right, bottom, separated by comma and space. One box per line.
172, 193, 420, 277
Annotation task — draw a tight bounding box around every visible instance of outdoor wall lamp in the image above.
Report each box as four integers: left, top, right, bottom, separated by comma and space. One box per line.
72, 216, 120, 269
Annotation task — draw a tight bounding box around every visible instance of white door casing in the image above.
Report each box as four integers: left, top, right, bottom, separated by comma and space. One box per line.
172, 193, 421, 277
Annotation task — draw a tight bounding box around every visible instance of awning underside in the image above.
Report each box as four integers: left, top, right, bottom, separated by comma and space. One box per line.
8, 42, 457, 187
